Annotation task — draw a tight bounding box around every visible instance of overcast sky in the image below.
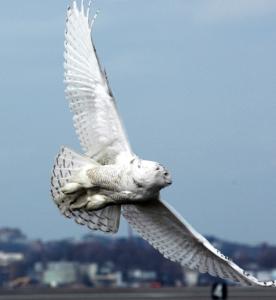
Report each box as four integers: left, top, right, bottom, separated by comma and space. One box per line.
1, 0, 276, 244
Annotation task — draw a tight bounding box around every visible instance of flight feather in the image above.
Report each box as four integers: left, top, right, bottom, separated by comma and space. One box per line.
123, 200, 276, 287
64, 1, 131, 164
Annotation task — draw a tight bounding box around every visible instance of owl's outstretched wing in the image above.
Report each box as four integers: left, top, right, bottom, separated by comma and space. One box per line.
123, 200, 276, 287
64, 1, 132, 163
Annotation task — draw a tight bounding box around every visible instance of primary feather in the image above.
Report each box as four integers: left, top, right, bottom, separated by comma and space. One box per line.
123, 200, 276, 287
64, 1, 131, 164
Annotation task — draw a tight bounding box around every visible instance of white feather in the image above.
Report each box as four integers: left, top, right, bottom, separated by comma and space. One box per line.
65, 1, 131, 163
122, 200, 276, 287
51, 146, 121, 233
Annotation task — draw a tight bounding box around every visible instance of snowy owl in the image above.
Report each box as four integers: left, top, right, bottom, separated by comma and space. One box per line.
50, 1, 275, 287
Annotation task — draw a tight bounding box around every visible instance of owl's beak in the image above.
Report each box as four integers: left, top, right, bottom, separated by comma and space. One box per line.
164, 171, 172, 186
166, 178, 172, 185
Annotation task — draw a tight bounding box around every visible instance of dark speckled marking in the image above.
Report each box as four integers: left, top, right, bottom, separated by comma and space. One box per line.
133, 178, 143, 188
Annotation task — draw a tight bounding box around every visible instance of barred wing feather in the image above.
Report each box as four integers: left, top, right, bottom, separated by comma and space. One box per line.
122, 200, 276, 287
65, 1, 131, 163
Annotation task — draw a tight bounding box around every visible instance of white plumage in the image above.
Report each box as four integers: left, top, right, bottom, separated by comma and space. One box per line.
50, 1, 276, 287
64, 1, 131, 162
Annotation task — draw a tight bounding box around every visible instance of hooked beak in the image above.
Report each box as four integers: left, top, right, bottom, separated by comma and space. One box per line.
166, 178, 172, 186
164, 172, 172, 186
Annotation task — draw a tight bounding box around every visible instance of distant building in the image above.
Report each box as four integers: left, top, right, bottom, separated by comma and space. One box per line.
79, 263, 97, 280
87, 261, 123, 287
0, 252, 25, 287
183, 269, 199, 286
0, 252, 24, 266
42, 262, 78, 287
92, 271, 123, 287
127, 269, 158, 287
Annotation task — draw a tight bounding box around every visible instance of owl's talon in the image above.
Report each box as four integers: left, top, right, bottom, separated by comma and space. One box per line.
86, 194, 110, 210
61, 182, 82, 194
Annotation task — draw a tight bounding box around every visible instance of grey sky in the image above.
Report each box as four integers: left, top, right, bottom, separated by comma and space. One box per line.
1, 1, 276, 244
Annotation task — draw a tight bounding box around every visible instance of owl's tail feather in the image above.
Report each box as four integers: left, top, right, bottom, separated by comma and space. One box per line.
51, 146, 121, 233
51, 146, 94, 204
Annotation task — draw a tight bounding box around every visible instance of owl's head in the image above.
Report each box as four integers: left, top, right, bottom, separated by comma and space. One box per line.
129, 157, 172, 191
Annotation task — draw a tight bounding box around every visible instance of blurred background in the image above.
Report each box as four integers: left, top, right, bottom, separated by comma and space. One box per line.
0, 0, 276, 289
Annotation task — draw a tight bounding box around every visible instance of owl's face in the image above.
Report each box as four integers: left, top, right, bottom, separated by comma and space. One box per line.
130, 157, 172, 191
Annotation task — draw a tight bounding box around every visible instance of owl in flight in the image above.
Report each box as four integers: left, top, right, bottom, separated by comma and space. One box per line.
51, 1, 275, 287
